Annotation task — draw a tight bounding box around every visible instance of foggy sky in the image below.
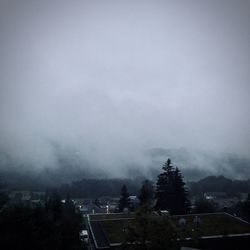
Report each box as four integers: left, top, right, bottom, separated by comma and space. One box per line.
0, 0, 249, 172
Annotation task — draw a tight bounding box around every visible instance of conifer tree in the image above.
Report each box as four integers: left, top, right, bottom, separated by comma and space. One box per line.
138, 180, 154, 208
173, 167, 191, 214
155, 158, 190, 214
118, 184, 130, 212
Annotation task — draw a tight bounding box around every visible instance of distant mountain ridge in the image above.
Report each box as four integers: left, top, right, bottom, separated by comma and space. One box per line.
188, 175, 250, 196
143, 147, 250, 181
1, 147, 250, 191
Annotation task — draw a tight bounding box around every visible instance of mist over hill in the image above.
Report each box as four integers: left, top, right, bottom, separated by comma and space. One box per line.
1, 146, 250, 191
142, 148, 250, 181
0, 1, 250, 189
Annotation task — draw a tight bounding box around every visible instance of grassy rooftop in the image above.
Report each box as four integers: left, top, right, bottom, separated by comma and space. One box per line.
172, 213, 250, 239
89, 212, 134, 221
89, 213, 250, 244
102, 219, 133, 243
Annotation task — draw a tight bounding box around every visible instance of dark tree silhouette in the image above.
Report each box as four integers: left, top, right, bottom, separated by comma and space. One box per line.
0, 196, 83, 250
119, 184, 130, 212
0, 192, 9, 209
194, 198, 218, 213
123, 207, 179, 250
155, 159, 190, 214
173, 167, 191, 214
241, 194, 250, 221
138, 180, 154, 209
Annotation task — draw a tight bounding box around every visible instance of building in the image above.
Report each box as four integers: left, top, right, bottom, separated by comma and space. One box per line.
87, 212, 250, 249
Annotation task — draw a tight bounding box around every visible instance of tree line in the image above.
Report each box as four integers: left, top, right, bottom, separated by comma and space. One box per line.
0, 190, 84, 250
188, 175, 250, 197
119, 159, 188, 250
118, 158, 191, 215
58, 178, 140, 198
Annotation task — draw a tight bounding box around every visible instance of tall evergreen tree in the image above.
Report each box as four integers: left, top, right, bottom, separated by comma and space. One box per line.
118, 184, 130, 212
173, 167, 191, 214
155, 159, 190, 215
138, 180, 154, 209
241, 194, 250, 221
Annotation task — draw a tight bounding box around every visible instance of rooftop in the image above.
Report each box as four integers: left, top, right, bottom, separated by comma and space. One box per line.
88, 212, 250, 249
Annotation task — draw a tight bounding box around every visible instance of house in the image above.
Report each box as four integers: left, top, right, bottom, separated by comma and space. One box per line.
204, 192, 227, 200
203, 192, 240, 209
213, 197, 239, 209
75, 199, 106, 214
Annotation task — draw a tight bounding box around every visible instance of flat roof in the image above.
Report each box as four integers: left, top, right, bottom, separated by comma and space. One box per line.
88, 212, 250, 248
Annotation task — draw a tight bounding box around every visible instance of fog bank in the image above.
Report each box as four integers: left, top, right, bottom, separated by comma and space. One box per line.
0, 0, 249, 173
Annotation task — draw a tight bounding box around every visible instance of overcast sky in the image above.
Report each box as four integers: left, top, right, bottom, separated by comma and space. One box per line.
0, 0, 249, 170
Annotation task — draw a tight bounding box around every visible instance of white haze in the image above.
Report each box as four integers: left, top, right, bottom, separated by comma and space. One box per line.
0, 0, 249, 175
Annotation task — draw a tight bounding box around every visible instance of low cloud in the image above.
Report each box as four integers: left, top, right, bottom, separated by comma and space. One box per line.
0, 0, 249, 174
